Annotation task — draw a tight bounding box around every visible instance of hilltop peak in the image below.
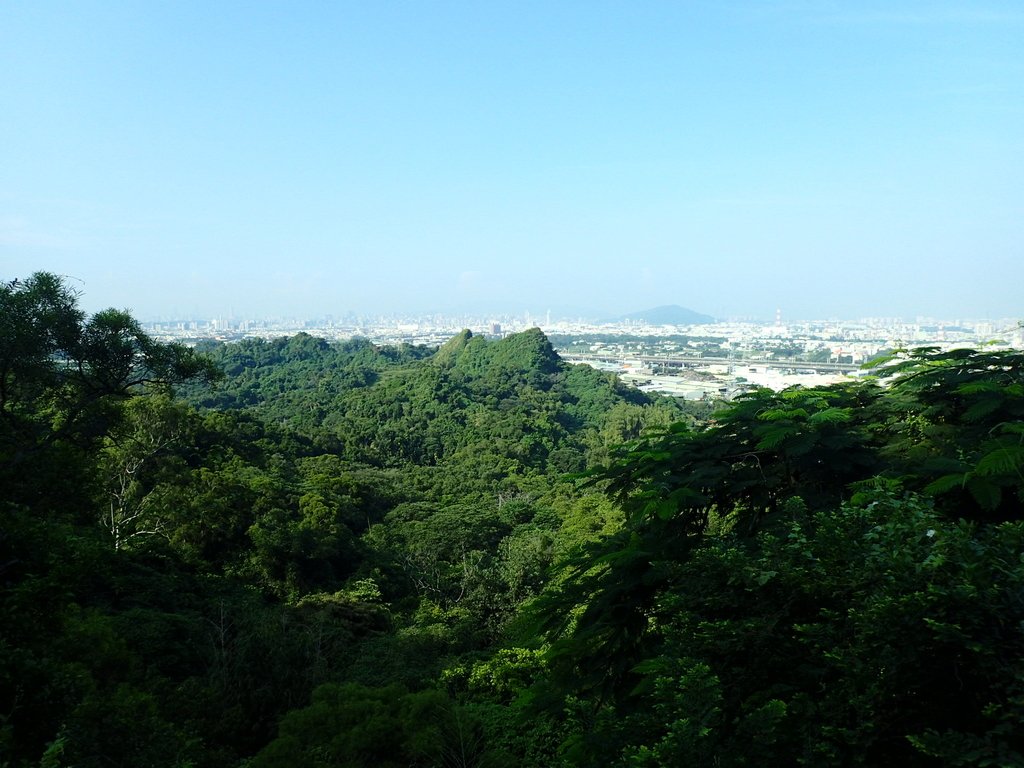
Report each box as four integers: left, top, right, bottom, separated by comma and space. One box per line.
432, 329, 474, 366
493, 327, 561, 372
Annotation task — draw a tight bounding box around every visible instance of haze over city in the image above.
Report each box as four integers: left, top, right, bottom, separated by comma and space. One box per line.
3, 2, 1022, 321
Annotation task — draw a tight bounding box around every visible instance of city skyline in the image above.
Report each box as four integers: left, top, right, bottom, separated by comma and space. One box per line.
133, 305, 1020, 327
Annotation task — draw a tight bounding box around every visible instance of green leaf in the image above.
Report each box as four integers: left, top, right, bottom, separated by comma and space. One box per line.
655, 499, 677, 520
808, 407, 852, 425
966, 476, 1002, 510
974, 446, 1024, 477
755, 426, 799, 451
964, 396, 1004, 422
668, 486, 711, 506
861, 351, 901, 369
924, 473, 968, 495
759, 408, 807, 422
956, 381, 1003, 395
920, 457, 971, 475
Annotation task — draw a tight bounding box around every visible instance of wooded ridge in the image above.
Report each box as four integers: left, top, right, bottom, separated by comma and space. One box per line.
3, 273, 1023, 766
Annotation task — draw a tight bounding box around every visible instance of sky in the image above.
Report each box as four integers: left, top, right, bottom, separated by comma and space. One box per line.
2, 1, 1022, 321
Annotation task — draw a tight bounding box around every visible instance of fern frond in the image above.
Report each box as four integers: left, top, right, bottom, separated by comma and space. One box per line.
924, 473, 968, 495
808, 408, 852, 425
974, 446, 1024, 478
756, 426, 798, 451
964, 397, 1004, 422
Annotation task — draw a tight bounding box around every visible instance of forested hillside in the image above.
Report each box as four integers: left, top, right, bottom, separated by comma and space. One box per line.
4, 274, 1024, 766
1, 273, 691, 766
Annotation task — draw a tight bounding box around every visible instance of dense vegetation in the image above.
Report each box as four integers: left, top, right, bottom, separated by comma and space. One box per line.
3, 273, 1024, 766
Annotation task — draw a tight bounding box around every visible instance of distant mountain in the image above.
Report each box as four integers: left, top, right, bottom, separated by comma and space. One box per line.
605, 305, 715, 325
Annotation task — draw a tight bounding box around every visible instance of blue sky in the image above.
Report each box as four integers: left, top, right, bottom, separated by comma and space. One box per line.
2, 1, 1021, 320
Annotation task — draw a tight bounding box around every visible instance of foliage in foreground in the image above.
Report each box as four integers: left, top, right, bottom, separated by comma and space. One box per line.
552, 490, 1024, 766
5, 271, 1024, 767
526, 346, 1024, 766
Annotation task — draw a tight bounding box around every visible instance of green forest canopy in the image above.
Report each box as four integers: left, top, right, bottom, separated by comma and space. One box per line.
3, 273, 1024, 767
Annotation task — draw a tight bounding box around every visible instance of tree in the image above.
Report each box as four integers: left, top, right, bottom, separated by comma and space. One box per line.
99, 394, 193, 550
524, 348, 1024, 765
868, 346, 1024, 521
0, 272, 218, 505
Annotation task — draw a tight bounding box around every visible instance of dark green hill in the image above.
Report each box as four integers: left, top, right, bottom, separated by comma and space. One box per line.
186, 328, 690, 487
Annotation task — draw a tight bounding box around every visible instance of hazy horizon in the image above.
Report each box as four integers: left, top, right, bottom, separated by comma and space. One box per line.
127, 300, 1017, 327
3, 2, 1022, 321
